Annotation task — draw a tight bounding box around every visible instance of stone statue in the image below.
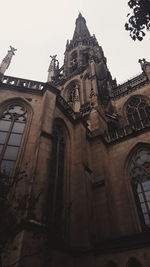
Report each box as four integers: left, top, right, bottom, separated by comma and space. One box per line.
74, 84, 80, 101
0, 46, 17, 75
47, 55, 59, 82
69, 84, 80, 103
49, 55, 58, 68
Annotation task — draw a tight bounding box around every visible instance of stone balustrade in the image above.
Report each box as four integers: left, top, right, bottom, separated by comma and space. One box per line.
113, 72, 148, 99
0, 75, 45, 90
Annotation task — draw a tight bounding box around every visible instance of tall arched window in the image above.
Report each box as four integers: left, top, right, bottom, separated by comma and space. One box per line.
49, 118, 69, 243
126, 96, 150, 125
127, 257, 142, 267
128, 145, 150, 229
0, 102, 28, 175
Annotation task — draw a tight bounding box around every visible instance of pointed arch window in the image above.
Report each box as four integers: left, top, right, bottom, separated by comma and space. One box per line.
49, 119, 69, 242
0, 103, 28, 175
126, 96, 150, 125
128, 146, 150, 229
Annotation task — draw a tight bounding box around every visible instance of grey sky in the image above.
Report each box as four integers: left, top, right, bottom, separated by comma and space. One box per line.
0, 0, 149, 84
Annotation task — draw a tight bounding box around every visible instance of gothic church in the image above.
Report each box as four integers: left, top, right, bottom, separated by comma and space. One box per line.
0, 13, 150, 267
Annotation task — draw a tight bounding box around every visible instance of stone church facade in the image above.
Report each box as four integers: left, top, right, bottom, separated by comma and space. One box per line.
0, 14, 150, 267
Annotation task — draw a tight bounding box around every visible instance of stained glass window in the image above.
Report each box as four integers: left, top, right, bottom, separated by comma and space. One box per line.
129, 147, 150, 229
0, 103, 27, 175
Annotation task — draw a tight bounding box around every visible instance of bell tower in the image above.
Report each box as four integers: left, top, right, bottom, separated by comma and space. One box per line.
51, 13, 117, 128
63, 13, 92, 77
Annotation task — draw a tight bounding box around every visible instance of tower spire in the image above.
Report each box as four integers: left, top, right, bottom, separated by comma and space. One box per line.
72, 13, 91, 43
0, 46, 17, 75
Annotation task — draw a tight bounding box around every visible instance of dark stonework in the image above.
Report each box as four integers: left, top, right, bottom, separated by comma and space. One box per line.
1, 14, 150, 267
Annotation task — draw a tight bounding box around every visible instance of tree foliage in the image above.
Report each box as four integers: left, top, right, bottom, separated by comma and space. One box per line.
125, 0, 150, 40
0, 171, 26, 253
0, 169, 42, 267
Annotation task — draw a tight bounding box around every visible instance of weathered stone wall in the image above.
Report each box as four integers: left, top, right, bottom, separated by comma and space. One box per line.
1, 78, 150, 267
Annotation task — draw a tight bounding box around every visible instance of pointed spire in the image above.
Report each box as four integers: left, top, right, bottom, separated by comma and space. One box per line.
72, 13, 91, 42
0, 46, 17, 75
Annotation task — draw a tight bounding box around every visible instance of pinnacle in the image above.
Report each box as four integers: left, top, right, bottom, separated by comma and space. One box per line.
76, 12, 85, 22
72, 13, 91, 42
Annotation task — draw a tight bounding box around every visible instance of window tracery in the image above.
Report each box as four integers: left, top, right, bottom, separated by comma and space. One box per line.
0, 103, 27, 175
126, 96, 150, 125
128, 146, 150, 229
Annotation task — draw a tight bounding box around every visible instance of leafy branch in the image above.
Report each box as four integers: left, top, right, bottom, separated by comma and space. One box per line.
125, 0, 150, 40
0, 169, 42, 266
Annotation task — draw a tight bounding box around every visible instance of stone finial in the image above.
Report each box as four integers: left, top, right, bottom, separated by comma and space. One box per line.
138, 58, 150, 69
47, 54, 59, 82
138, 58, 146, 68
0, 46, 17, 75
138, 58, 150, 80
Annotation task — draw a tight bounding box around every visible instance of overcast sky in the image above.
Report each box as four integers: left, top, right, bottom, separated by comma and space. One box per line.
0, 0, 149, 84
